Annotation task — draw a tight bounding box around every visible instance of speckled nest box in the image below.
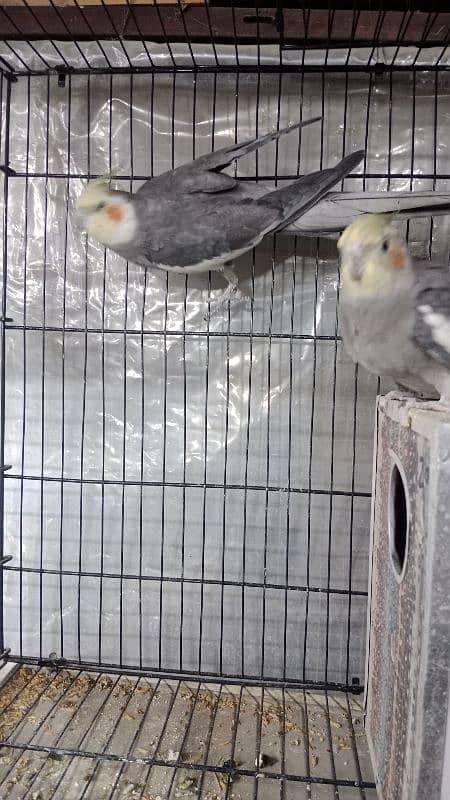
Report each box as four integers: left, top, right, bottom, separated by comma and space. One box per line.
365, 396, 450, 800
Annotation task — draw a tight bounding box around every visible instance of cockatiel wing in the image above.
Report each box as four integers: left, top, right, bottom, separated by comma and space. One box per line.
126, 149, 363, 270
138, 168, 238, 196
414, 283, 450, 370
135, 118, 321, 198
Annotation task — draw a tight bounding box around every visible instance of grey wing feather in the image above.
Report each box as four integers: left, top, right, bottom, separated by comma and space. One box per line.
414, 284, 450, 369
171, 171, 237, 194
135, 117, 321, 199
135, 164, 237, 197
127, 150, 364, 270
263, 150, 364, 232
184, 116, 321, 173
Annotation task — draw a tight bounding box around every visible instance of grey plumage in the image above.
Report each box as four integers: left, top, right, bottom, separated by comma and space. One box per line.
129, 151, 364, 270
338, 214, 450, 404
123, 121, 363, 270
414, 281, 450, 370
78, 118, 364, 279
339, 285, 436, 396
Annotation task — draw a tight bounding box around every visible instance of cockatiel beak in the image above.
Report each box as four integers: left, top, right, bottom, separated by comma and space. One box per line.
337, 227, 366, 281
345, 255, 364, 282
77, 176, 127, 223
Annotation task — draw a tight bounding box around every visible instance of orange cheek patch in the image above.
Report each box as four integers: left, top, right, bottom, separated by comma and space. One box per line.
389, 245, 406, 270
106, 204, 124, 222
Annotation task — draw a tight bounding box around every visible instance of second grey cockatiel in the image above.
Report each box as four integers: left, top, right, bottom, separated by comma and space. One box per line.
337, 213, 450, 408
77, 117, 364, 292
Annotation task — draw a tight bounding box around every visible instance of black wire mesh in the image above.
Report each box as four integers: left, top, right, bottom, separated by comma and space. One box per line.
0, 2, 449, 75
0, 664, 377, 799
0, 0, 448, 692
1, 2, 448, 797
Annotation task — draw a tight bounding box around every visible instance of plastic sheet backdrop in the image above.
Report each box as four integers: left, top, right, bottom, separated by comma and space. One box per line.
2, 42, 449, 686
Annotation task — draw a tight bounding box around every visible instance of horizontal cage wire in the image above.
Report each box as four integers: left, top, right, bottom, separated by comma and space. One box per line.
0, 665, 377, 799
1, 0, 450, 687
0, 2, 448, 75
0, 2, 449, 798
1, 64, 388, 687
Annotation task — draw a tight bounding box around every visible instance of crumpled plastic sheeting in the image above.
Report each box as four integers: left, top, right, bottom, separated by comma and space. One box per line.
2, 44, 450, 682
1, 38, 449, 72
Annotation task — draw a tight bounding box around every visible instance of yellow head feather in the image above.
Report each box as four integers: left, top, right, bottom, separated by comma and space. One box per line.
337, 213, 412, 296
337, 213, 393, 250
76, 176, 112, 213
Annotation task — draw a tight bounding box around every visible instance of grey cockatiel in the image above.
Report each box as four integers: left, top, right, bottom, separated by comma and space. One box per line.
338, 213, 450, 408
77, 117, 364, 293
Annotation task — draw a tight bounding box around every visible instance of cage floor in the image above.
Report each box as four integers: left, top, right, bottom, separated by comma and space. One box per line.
0, 665, 376, 800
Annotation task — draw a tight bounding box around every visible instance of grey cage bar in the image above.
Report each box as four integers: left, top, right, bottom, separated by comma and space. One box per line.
0, 2, 448, 798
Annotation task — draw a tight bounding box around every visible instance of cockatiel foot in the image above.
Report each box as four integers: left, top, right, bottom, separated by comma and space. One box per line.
414, 397, 450, 413
203, 283, 249, 321
202, 265, 250, 319
221, 283, 244, 304
221, 265, 240, 293
395, 397, 450, 421
385, 390, 417, 401
222, 265, 252, 302
385, 387, 436, 402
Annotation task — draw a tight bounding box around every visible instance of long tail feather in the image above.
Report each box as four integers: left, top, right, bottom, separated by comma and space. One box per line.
190, 116, 322, 173
262, 150, 365, 232
282, 191, 450, 235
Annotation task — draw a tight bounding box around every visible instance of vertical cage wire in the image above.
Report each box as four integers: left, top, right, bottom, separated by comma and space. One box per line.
0, 2, 448, 691
0, 665, 377, 798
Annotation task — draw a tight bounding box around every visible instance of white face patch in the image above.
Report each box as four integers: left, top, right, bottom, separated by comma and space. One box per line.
86, 198, 137, 249
418, 304, 450, 354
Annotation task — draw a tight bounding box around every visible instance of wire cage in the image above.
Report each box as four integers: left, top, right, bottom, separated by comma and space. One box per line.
0, 2, 449, 798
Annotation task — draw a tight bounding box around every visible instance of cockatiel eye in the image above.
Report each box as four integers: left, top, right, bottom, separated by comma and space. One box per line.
338, 212, 450, 410
76, 119, 365, 294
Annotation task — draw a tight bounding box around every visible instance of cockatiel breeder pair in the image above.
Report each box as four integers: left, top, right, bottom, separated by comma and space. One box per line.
338, 214, 450, 409
77, 116, 364, 295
